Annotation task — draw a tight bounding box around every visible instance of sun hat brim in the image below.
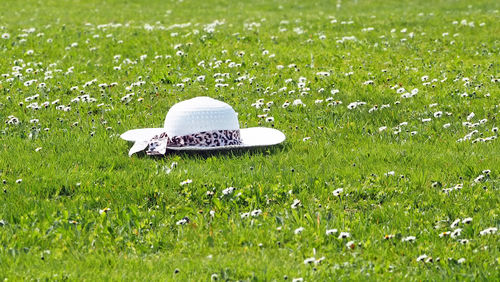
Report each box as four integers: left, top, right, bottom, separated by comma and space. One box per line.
121, 128, 165, 142
120, 127, 285, 152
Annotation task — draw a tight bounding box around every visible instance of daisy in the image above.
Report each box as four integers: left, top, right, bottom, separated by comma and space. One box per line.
176, 217, 189, 225
303, 257, 315, 264
416, 254, 428, 262
294, 227, 304, 234
291, 199, 301, 209
222, 187, 235, 195
338, 232, 350, 239
250, 209, 262, 217
479, 227, 497, 236
402, 236, 416, 242
326, 229, 338, 235
462, 218, 472, 224
384, 171, 395, 176
332, 188, 343, 197
345, 241, 355, 249
439, 231, 450, 238
99, 207, 111, 214
451, 228, 462, 238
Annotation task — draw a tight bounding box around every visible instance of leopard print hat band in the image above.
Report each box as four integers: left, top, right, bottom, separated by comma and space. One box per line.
146, 129, 242, 155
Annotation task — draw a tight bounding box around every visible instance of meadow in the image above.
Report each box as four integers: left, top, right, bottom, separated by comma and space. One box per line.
0, 0, 499, 280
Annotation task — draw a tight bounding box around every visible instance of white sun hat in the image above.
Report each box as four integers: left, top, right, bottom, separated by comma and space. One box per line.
121, 96, 286, 156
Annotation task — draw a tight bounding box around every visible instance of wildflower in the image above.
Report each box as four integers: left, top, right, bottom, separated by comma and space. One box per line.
462, 218, 472, 224
416, 254, 428, 262
474, 175, 485, 183
402, 236, 416, 242
240, 212, 250, 219
302, 137, 311, 142
292, 99, 305, 107
176, 217, 190, 225
451, 219, 461, 228
180, 179, 192, 186
265, 117, 274, 123
326, 229, 338, 235
457, 258, 466, 264
99, 207, 110, 214
451, 228, 462, 238
443, 123, 451, 128
1, 33, 10, 39
459, 239, 469, 244
250, 209, 262, 217
16, 179, 22, 184
345, 241, 356, 249
466, 112, 475, 121
222, 187, 235, 195
338, 232, 351, 239
479, 227, 497, 236
384, 234, 395, 240
384, 171, 395, 176
315, 257, 325, 264
439, 231, 451, 238
434, 111, 443, 118
332, 188, 343, 197
292, 278, 303, 282
35, 147, 42, 152
347, 102, 358, 109
291, 199, 301, 209
304, 257, 315, 264
294, 227, 305, 234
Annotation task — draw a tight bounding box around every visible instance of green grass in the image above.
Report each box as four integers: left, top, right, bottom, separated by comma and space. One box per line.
0, 0, 499, 280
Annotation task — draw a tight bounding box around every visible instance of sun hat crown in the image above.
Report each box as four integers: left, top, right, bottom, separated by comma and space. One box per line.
164, 96, 239, 137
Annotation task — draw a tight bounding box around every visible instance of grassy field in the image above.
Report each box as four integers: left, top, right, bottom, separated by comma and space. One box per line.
0, 0, 499, 280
